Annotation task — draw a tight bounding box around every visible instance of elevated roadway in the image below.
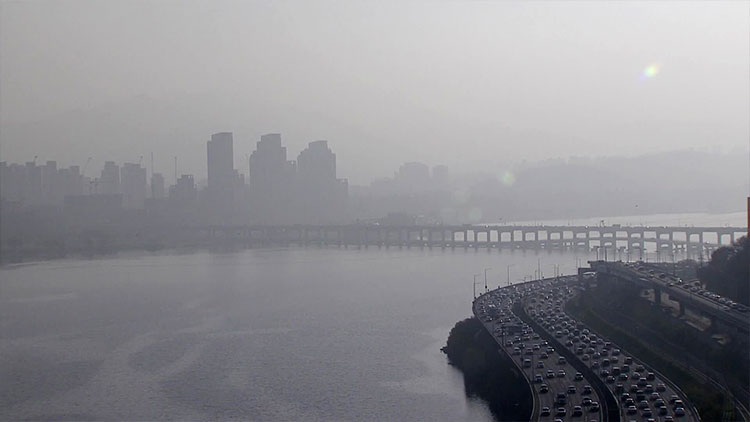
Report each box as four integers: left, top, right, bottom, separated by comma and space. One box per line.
590, 261, 750, 335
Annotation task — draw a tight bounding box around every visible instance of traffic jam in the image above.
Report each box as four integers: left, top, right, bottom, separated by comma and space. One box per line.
474, 274, 697, 422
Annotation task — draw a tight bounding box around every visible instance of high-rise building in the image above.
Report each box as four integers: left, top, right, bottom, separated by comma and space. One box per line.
296, 140, 347, 223
395, 162, 430, 193
432, 165, 450, 188
207, 132, 235, 223
59, 165, 84, 199
24, 162, 42, 206
121, 163, 147, 209
297, 140, 336, 181
151, 173, 165, 199
169, 174, 197, 203
248, 133, 297, 224
41, 161, 60, 206
100, 161, 120, 195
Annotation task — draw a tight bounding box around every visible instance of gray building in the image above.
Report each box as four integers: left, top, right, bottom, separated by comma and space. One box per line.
99, 161, 120, 195
296, 140, 347, 224
121, 163, 147, 209
207, 132, 235, 223
248, 133, 297, 224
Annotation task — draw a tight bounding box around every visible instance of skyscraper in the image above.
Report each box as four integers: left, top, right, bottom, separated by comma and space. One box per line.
207, 132, 235, 223
120, 163, 147, 209
151, 173, 165, 199
248, 133, 297, 224
100, 161, 120, 195
296, 140, 347, 223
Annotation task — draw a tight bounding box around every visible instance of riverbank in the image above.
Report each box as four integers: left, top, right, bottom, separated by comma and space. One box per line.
442, 317, 532, 422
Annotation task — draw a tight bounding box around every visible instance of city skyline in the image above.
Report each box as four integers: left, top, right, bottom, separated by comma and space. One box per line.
2, 2, 748, 185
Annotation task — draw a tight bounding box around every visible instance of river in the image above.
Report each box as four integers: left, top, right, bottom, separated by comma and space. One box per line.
0, 211, 744, 421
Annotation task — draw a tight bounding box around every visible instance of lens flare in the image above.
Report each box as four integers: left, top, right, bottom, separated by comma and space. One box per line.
642, 64, 660, 79
502, 170, 515, 186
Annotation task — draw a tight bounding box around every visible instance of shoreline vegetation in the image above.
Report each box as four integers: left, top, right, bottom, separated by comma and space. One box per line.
442, 317, 531, 422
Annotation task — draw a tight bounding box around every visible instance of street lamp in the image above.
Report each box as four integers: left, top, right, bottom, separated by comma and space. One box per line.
473, 274, 482, 299
507, 264, 514, 286
484, 267, 491, 293
537, 258, 542, 280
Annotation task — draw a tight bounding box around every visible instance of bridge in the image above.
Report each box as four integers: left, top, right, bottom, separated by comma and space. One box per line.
206, 224, 746, 258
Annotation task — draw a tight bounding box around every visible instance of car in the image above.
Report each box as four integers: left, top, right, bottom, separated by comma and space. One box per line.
572, 406, 583, 417
539, 384, 549, 393
567, 385, 577, 394
557, 369, 566, 378
605, 375, 615, 383
540, 406, 551, 416
618, 373, 629, 381
675, 407, 686, 417
642, 409, 653, 418
583, 385, 592, 395
547, 370, 556, 379
534, 374, 543, 383
556, 392, 568, 405
556, 407, 567, 417
647, 372, 656, 381
673, 399, 684, 409
537, 361, 545, 368
582, 397, 593, 406
590, 402, 600, 412
669, 395, 680, 404
658, 406, 669, 415
656, 383, 665, 392
626, 405, 638, 415
638, 400, 650, 409
575, 372, 584, 381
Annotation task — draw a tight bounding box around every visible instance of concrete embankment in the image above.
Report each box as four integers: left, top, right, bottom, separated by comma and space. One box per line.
443, 317, 532, 422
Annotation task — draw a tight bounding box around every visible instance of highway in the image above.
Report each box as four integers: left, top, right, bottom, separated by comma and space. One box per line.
591, 261, 750, 332
474, 275, 700, 421
475, 281, 604, 422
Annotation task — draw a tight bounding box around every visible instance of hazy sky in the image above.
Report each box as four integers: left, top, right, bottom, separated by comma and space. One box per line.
1, 0, 748, 184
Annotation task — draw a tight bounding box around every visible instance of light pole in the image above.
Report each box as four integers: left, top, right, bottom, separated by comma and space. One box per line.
484, 267, 491, 293
507, 264, 514, 286
473, 274, 481, 299
537, 258, 542, 280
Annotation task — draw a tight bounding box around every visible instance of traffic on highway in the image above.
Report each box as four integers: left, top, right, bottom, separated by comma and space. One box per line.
474, 274, 699, 422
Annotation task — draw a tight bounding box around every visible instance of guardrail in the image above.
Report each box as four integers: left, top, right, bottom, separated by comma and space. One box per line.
473, 287, 539, 422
